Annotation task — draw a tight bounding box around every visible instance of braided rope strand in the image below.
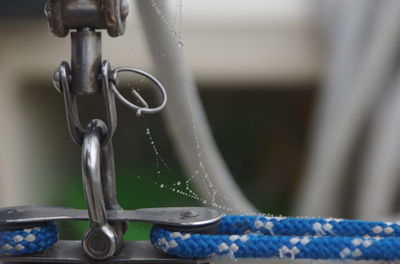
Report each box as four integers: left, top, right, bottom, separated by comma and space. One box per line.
0, 222, 58, 256
150, 215, 400, 260
217, 215, 400, 237
3, 215, 400, 260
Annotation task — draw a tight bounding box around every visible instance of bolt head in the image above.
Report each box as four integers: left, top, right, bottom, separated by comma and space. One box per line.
82, 225, 118, 260
180, 210, 199, 218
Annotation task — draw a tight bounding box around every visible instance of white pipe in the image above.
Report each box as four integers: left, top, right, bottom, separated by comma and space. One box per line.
295, 0, 375, 216
135, 0, 256, 213
295, 0, 400, 217
354, 71, 400, 220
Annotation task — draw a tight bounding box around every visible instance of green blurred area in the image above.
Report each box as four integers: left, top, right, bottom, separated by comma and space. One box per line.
55, 164, 200, 241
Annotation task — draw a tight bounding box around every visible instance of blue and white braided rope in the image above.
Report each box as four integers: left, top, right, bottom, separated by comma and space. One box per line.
150, 215, 400, 260
4, 215, 400, 260
0, 222, 57, 256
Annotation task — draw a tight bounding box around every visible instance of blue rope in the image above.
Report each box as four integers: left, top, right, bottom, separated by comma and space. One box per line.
150, 215, 400, 260
0, 222, 58, 256
4, 215, 400, 260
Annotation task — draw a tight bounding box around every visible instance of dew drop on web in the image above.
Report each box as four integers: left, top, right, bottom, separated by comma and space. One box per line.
142, 1, 237, 213
150, 0, 184, 48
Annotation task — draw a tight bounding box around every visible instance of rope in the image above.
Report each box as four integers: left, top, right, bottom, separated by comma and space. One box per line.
150, 215, 400, 260
4, 215, 400, 260
0, 222, 57, 256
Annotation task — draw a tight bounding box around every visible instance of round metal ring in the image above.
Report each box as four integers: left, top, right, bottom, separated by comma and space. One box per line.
110, 67, 168, 116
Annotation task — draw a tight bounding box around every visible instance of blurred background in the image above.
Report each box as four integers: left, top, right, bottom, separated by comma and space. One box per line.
1, 0, 399, 240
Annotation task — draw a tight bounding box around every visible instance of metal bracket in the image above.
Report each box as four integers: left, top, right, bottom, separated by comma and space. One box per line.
0, 206, 222, 231
0, 240, 210, 264
0, 206, 221, 262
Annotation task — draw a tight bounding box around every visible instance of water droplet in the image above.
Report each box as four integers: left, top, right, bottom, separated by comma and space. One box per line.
150, 0, 183, 48
177, 181, 181, 186
178, 41, 184, 47
160, 184, 164, 188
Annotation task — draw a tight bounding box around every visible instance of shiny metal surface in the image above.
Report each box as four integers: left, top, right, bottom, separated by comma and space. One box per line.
0, 240, 210, 263
81, 120, 118, 259
63, 0, 105, 30
100, 60, 117, 145
57, 61, 85, 146
53, 62, 118, 146
0, 206, 223, 229
71, 28, 102, 95
82, 120, 108, 227
36, 0, 214, 262
110, 67, 168, 116
100, 140, 128, 241
53, 58, 167, 147
103, 0, 129, 37
45, 0, 129, 37
99, 62, 126, 238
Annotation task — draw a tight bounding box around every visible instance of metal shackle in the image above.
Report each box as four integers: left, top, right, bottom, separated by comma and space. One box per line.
81, 119, 121, 260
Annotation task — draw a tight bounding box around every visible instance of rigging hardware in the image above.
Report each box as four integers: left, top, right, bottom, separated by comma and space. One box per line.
0, 0, 220, 262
